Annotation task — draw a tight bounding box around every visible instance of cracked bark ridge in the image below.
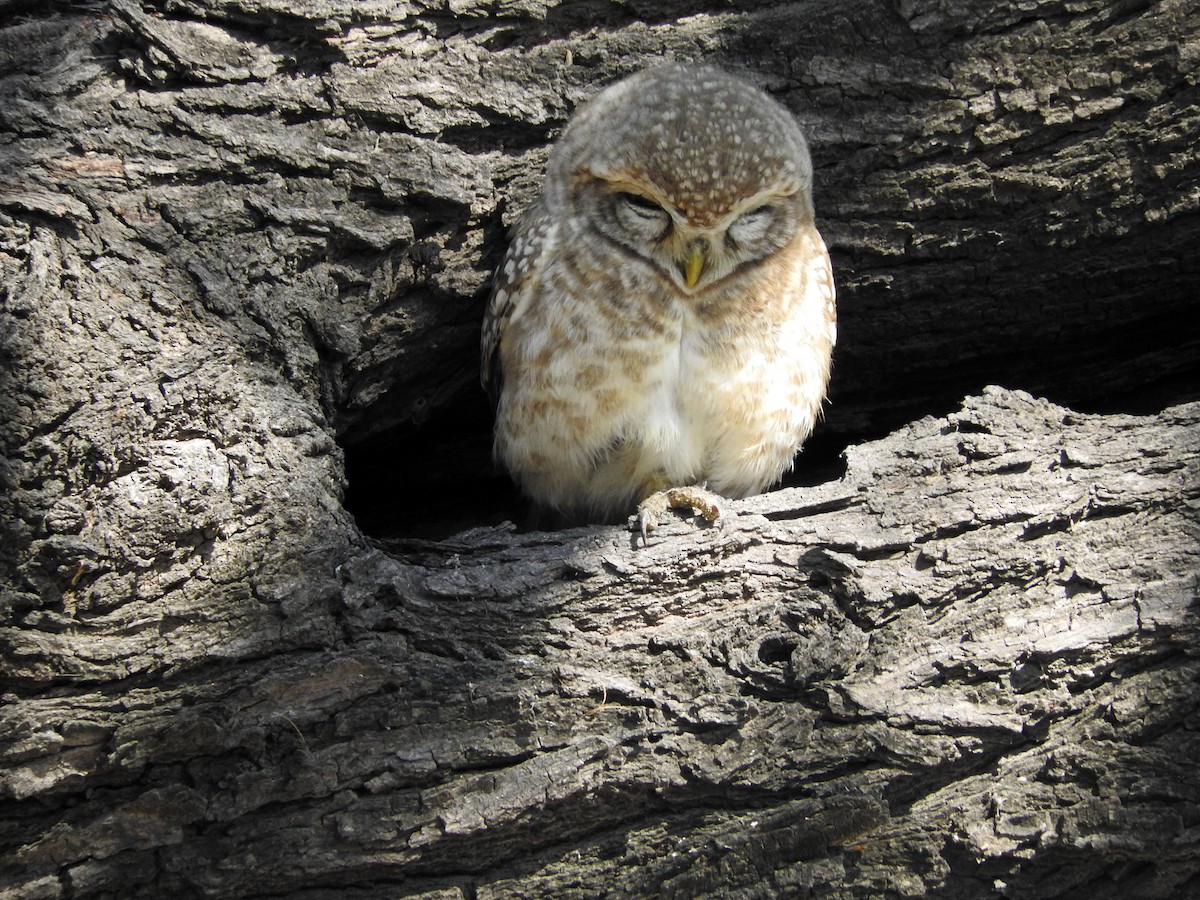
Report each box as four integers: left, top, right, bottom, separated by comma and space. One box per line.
1, 1, 1199, 897
3, 388, 1199, 897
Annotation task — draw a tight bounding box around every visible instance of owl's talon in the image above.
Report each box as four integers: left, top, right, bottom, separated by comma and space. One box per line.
638, 510, 653, 545
632, 486, 726, 545
633, 490, 669, 545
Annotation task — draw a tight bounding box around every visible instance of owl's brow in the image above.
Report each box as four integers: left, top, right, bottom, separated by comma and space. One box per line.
577, 167, 679, 208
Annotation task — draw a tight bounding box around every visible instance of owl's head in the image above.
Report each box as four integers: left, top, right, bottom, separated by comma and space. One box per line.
546, 62, 816, 294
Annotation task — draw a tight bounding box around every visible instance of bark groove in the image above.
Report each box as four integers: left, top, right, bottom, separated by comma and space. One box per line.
1, 2, 1198, 897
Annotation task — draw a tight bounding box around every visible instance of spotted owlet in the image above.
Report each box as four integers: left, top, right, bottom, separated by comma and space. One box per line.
481, 62, 836, 537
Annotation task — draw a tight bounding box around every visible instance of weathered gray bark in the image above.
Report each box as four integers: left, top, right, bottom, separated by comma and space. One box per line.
3, 386, 1198, 898
1, 1, 1198, 898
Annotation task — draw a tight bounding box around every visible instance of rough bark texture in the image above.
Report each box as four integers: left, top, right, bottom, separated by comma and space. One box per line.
3, 386, 1198, 898
1, 1, 1198, 898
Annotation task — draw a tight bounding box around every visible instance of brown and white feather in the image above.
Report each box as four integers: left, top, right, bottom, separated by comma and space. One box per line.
482, 63, 837, 523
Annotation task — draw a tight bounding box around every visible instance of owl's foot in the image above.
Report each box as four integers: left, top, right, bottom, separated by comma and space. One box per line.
633, 485, 726, 545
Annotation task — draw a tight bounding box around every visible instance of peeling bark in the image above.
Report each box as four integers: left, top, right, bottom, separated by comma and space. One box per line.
1, 2, 1198, 898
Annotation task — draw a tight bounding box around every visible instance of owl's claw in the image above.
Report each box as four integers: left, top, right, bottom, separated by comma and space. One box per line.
632, 486, 726, 545
634, 500, 662, 545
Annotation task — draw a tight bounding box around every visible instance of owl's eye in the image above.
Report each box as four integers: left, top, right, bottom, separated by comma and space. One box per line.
726, 203, 776, 248
612, 191, 671, 239
616, 192, 667, 218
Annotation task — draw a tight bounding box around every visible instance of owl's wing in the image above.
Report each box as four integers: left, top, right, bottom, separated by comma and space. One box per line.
480, 200, 556, 403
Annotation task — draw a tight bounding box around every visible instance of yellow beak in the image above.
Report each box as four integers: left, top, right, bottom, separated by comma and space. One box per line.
681, 241, 707, 289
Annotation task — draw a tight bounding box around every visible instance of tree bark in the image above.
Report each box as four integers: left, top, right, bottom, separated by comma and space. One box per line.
1, 1, 1198, 898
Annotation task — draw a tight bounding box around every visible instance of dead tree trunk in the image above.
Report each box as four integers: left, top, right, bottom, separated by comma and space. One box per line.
1, 1, 1198, 898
